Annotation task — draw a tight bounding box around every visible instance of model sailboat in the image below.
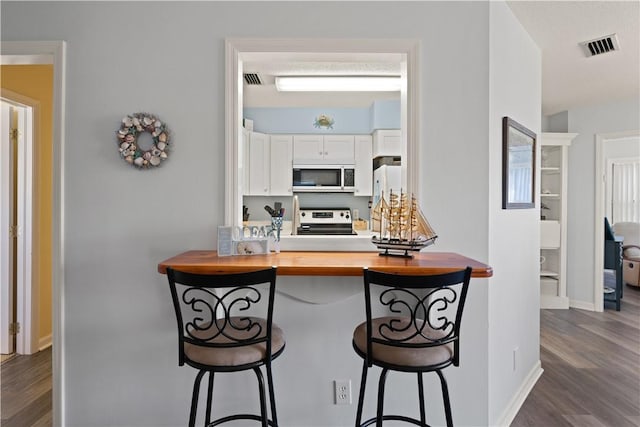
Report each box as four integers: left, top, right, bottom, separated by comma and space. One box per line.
371, 190, 438, 257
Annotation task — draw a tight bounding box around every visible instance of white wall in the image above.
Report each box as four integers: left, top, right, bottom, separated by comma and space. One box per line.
1, 1, 542, 426
488, 2, 542, 424
566, 99, 640, 305
543, 111, 568, 133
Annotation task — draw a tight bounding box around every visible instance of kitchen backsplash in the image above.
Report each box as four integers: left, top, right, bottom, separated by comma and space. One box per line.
243, 194, 371, 223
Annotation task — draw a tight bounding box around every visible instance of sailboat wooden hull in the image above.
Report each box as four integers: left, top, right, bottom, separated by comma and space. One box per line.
371, 235, 437, 257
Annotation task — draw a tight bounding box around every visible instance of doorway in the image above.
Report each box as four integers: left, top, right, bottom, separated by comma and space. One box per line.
594, 131, 640, 311
0, 97, 34, 358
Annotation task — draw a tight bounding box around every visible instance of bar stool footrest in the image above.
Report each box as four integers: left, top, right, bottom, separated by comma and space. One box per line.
208, 414, 275, 426
360, 415, 431, 427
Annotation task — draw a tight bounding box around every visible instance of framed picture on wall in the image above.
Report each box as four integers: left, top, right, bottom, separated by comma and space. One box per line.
502, 117, 536, 209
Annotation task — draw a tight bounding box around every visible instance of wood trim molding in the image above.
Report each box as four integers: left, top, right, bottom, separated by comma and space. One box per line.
495, 360, 543, 427
1, 40, 66, 427
569, 299, 596, 311
594, 130, 640, 312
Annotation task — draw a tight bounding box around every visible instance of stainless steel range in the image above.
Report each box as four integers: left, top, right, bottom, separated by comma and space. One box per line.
296, 208, 356, 235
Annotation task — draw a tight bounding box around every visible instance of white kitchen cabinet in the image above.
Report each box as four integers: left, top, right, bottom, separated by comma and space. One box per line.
322, 135, 356, 163
292, 135, 324, 162
539, 132, 577, 309
354, 135, 373, 196
242, 129, 250, 194
293, 134, 355, 164
372, 129, 402, 158
246, 131, 270, 196
270, 134, 293, 195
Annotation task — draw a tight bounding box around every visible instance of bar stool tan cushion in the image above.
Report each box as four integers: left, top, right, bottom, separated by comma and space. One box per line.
353, 316, 453, 367
185, 317, 285, 367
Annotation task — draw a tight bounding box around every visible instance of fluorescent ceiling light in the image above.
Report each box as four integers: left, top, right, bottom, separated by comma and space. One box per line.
275, 76, 401, 92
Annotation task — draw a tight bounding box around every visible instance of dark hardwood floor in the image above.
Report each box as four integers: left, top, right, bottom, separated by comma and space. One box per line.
1, 288, 637, 427
512, 285, 640, 427
0, 346, 51, 427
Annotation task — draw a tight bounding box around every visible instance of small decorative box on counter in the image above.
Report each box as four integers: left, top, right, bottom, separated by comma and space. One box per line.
234, 239, 270, 255
218, 226, 270, 256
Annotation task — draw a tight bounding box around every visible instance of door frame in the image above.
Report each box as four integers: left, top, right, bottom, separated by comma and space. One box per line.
0, 94, 36, 355
594, 130, 640, 312
1, 40, 66, 427
0, 101, 16, 355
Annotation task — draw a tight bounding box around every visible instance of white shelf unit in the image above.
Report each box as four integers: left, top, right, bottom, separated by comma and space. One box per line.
539, 132, 577, 309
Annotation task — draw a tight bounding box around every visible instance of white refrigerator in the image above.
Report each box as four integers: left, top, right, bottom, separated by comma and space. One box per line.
372, 164, 402, 208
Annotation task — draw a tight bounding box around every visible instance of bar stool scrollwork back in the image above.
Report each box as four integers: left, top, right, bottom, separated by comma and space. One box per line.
352, 267, 473, 427
166, 266, 285, 427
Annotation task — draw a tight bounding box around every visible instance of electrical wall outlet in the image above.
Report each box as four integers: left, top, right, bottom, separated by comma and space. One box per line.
334, 379, 352, 405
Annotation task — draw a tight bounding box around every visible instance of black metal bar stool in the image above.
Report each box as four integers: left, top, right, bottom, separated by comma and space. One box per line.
352, 267, 472, 427
166, 267, 285, 427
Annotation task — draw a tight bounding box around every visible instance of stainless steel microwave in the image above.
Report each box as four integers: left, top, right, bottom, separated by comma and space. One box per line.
292, 165, 355, 192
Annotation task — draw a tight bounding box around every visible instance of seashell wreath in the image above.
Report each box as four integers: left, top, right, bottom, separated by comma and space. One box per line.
116, 113, 169, 169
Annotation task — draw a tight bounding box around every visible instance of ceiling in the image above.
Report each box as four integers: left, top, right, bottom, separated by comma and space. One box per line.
243, 53, 402, 108
243, 2, 639, 116
507, 1, 640, 115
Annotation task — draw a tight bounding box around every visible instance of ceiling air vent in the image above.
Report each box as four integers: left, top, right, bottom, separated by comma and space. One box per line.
580, 33, 620, 57
243, 73, 263, 85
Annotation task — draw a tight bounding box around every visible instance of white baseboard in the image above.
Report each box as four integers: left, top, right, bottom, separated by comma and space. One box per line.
569, 299, 596, 311
540, 295, 569, 309
39, 334, 52, 351
494, 360, 543, 427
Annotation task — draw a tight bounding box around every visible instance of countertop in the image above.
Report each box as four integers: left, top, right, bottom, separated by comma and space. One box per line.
158, 250, 493, 278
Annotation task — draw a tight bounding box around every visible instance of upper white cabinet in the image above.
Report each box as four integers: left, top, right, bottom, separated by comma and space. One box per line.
243, 132, 293, 196
323, 135, 356, 163
539, 132, 577, 309
354, 135, 373, 196
292, 134, 323, 162
244, 132, 374, 197
245, 131, 270, 195
373, 129, 402, 158
270, 135, 293, 196
293, 134, 355, 164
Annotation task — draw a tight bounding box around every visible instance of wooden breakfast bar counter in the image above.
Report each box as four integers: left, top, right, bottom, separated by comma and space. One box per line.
157, 250, 493, 278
